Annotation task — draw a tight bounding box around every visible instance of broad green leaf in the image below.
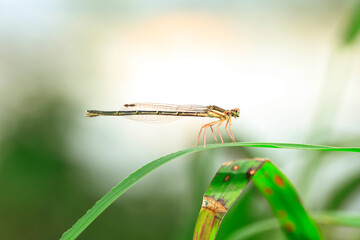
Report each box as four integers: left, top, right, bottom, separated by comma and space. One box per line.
193, 159, 266, 240
253, 161, 321, 239
60, 143, 360, 240
193, 159, 322, 240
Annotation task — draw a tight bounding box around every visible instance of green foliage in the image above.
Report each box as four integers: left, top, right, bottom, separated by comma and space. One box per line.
194, 159, 321, 240
226, 212, 360, 240
61, 143, 360, 240
253, 162, 321, 239
324, 174, 360, 210
0, 96, 93, 240
342, 0, 360, 45
193, 159, 266, 240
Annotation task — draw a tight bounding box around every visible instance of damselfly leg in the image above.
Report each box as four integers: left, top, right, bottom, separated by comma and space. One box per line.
217, 120, 225, 144
194, 120, 223, 148
209, 126, 217, 143
225, 118, 236, 143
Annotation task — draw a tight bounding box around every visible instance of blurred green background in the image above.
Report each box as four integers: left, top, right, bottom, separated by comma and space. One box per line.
0, 1, 359, 239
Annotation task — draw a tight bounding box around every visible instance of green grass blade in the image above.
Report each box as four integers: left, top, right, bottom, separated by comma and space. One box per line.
226, 212, 360, 240
324, 174, 360, 210
60, 143, 359, 240
315, 212, 360, 228
342, 0, 360, 45
226, 218, 279, 240
193, 159, 322, 239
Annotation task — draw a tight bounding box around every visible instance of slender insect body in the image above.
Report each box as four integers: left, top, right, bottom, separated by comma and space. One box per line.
86, 103, 240, 147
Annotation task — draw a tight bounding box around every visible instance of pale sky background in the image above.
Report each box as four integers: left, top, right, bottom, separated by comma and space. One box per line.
0, 0, 359, 205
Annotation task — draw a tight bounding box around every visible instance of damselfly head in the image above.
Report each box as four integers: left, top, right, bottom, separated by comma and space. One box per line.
231, 108, 240, 118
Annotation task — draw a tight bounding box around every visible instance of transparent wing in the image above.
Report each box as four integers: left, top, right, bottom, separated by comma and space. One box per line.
120, 103, 209, 111
119, 103, 209, 123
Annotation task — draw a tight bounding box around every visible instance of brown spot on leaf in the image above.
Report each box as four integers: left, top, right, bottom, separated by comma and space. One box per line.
246, 168, 256, 179
284, 221, 296, 232
274, 175, 285, 187
224, 174, 231, 182
231, 164, 239, 171
264, 187, 273, 195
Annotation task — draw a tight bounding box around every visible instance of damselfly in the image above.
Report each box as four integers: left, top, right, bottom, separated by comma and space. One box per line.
86, 103, 240, 147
